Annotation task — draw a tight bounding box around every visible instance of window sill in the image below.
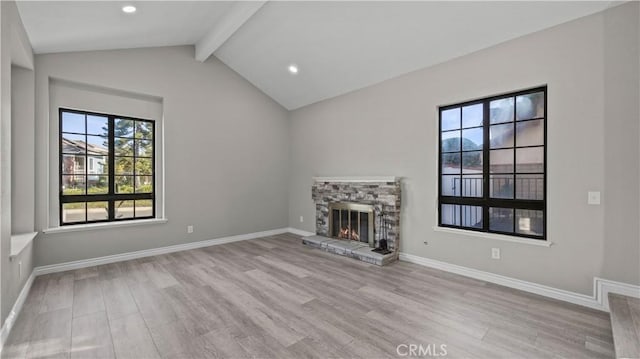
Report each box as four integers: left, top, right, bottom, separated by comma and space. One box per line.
433, 226, 553, 247
43, 218, 168, 234
10, 232, 38, 259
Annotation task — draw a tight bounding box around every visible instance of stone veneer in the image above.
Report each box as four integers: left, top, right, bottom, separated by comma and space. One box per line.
311, 178, 401, 252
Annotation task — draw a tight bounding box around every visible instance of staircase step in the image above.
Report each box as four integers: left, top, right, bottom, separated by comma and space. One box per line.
609, 293, 640, 358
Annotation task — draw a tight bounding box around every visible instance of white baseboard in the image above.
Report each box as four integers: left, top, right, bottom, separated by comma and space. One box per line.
399, 252, 640, 312
595, 277, 640, 311
0, 272, 35, 355
286, 227, 315, 237
34, 227, 291, 276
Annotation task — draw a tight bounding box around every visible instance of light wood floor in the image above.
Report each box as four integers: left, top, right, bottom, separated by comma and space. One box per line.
2, 234, 614, 359
608, 293, 640, 358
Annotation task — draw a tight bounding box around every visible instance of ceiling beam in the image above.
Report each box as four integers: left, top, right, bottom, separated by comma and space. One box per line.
195, 1, 267, 62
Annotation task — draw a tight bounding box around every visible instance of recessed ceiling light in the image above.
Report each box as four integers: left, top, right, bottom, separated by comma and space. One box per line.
288, 64, 299, 74
122, 5, 136, 14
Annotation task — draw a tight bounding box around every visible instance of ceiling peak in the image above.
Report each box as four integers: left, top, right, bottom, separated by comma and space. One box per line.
195, 1, 267, 62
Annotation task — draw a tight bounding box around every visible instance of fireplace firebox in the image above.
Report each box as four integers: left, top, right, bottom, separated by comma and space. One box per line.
328, 202, 375, 247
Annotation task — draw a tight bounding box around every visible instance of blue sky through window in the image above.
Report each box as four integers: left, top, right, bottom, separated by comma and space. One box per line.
87, 115, 108, 135
62, 112, 85, 134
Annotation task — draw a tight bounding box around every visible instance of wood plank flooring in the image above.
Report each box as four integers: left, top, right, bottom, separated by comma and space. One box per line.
2, 234, 614, 358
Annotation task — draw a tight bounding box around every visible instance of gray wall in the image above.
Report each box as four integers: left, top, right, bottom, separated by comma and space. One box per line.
11, 66, 35, 234
1, 0, 10, 328
1, 0, 35, 326
288, 2, 640, 295
4, 66, 36, 326
34, 46, 290, 266
602, 3, 640, 287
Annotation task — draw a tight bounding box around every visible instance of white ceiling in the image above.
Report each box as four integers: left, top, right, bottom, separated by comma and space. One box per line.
16, 1, 235, 53
17, 1, 613, 110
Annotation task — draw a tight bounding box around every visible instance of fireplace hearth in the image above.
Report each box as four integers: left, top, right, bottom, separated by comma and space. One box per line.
304, 177, 401, 266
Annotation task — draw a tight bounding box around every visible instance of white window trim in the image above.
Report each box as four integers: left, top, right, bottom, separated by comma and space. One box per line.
47, 79, 165, 230
10, 232, 38, 259
43, 218, 168, 234
433, 225, 553, 247
432, 92, 551, 248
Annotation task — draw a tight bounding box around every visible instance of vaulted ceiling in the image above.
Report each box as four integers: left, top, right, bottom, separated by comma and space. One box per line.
17, 1, 614, 110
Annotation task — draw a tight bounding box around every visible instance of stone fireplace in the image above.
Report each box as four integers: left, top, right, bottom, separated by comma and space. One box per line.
303, 177, 401, 265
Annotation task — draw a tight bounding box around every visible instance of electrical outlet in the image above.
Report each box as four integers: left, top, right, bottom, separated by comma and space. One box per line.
299, 216, 304, 223
491, 248, 501, 260
588, 191, 601, 205
187, 225, 194, 234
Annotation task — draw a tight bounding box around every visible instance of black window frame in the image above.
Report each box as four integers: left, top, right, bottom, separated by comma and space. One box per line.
438, 86, 547, 240
59, 108, 156, 226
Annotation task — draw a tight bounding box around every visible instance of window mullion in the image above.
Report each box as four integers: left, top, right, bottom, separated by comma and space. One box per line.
59, 108, 64, 226
482, 100, 490, 231
438, 109, 443, 227
108, 116, 116, 221
152, 122, 156, 219
458, 106, 463, 227
543, 90, 548, 239
84, 114, 88, 222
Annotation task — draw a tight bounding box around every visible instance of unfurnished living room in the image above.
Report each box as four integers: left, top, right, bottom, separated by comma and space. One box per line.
0, 1, 639, 358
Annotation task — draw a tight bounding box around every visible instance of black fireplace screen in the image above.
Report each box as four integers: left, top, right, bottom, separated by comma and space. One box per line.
328, 202, 374, 246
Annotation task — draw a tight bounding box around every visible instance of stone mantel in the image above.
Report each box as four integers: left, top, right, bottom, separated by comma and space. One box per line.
312, 176, 399, 183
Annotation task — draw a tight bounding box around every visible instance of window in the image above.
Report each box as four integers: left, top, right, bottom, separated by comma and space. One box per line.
59, 108, 155, 225
438, 87, 546, 240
